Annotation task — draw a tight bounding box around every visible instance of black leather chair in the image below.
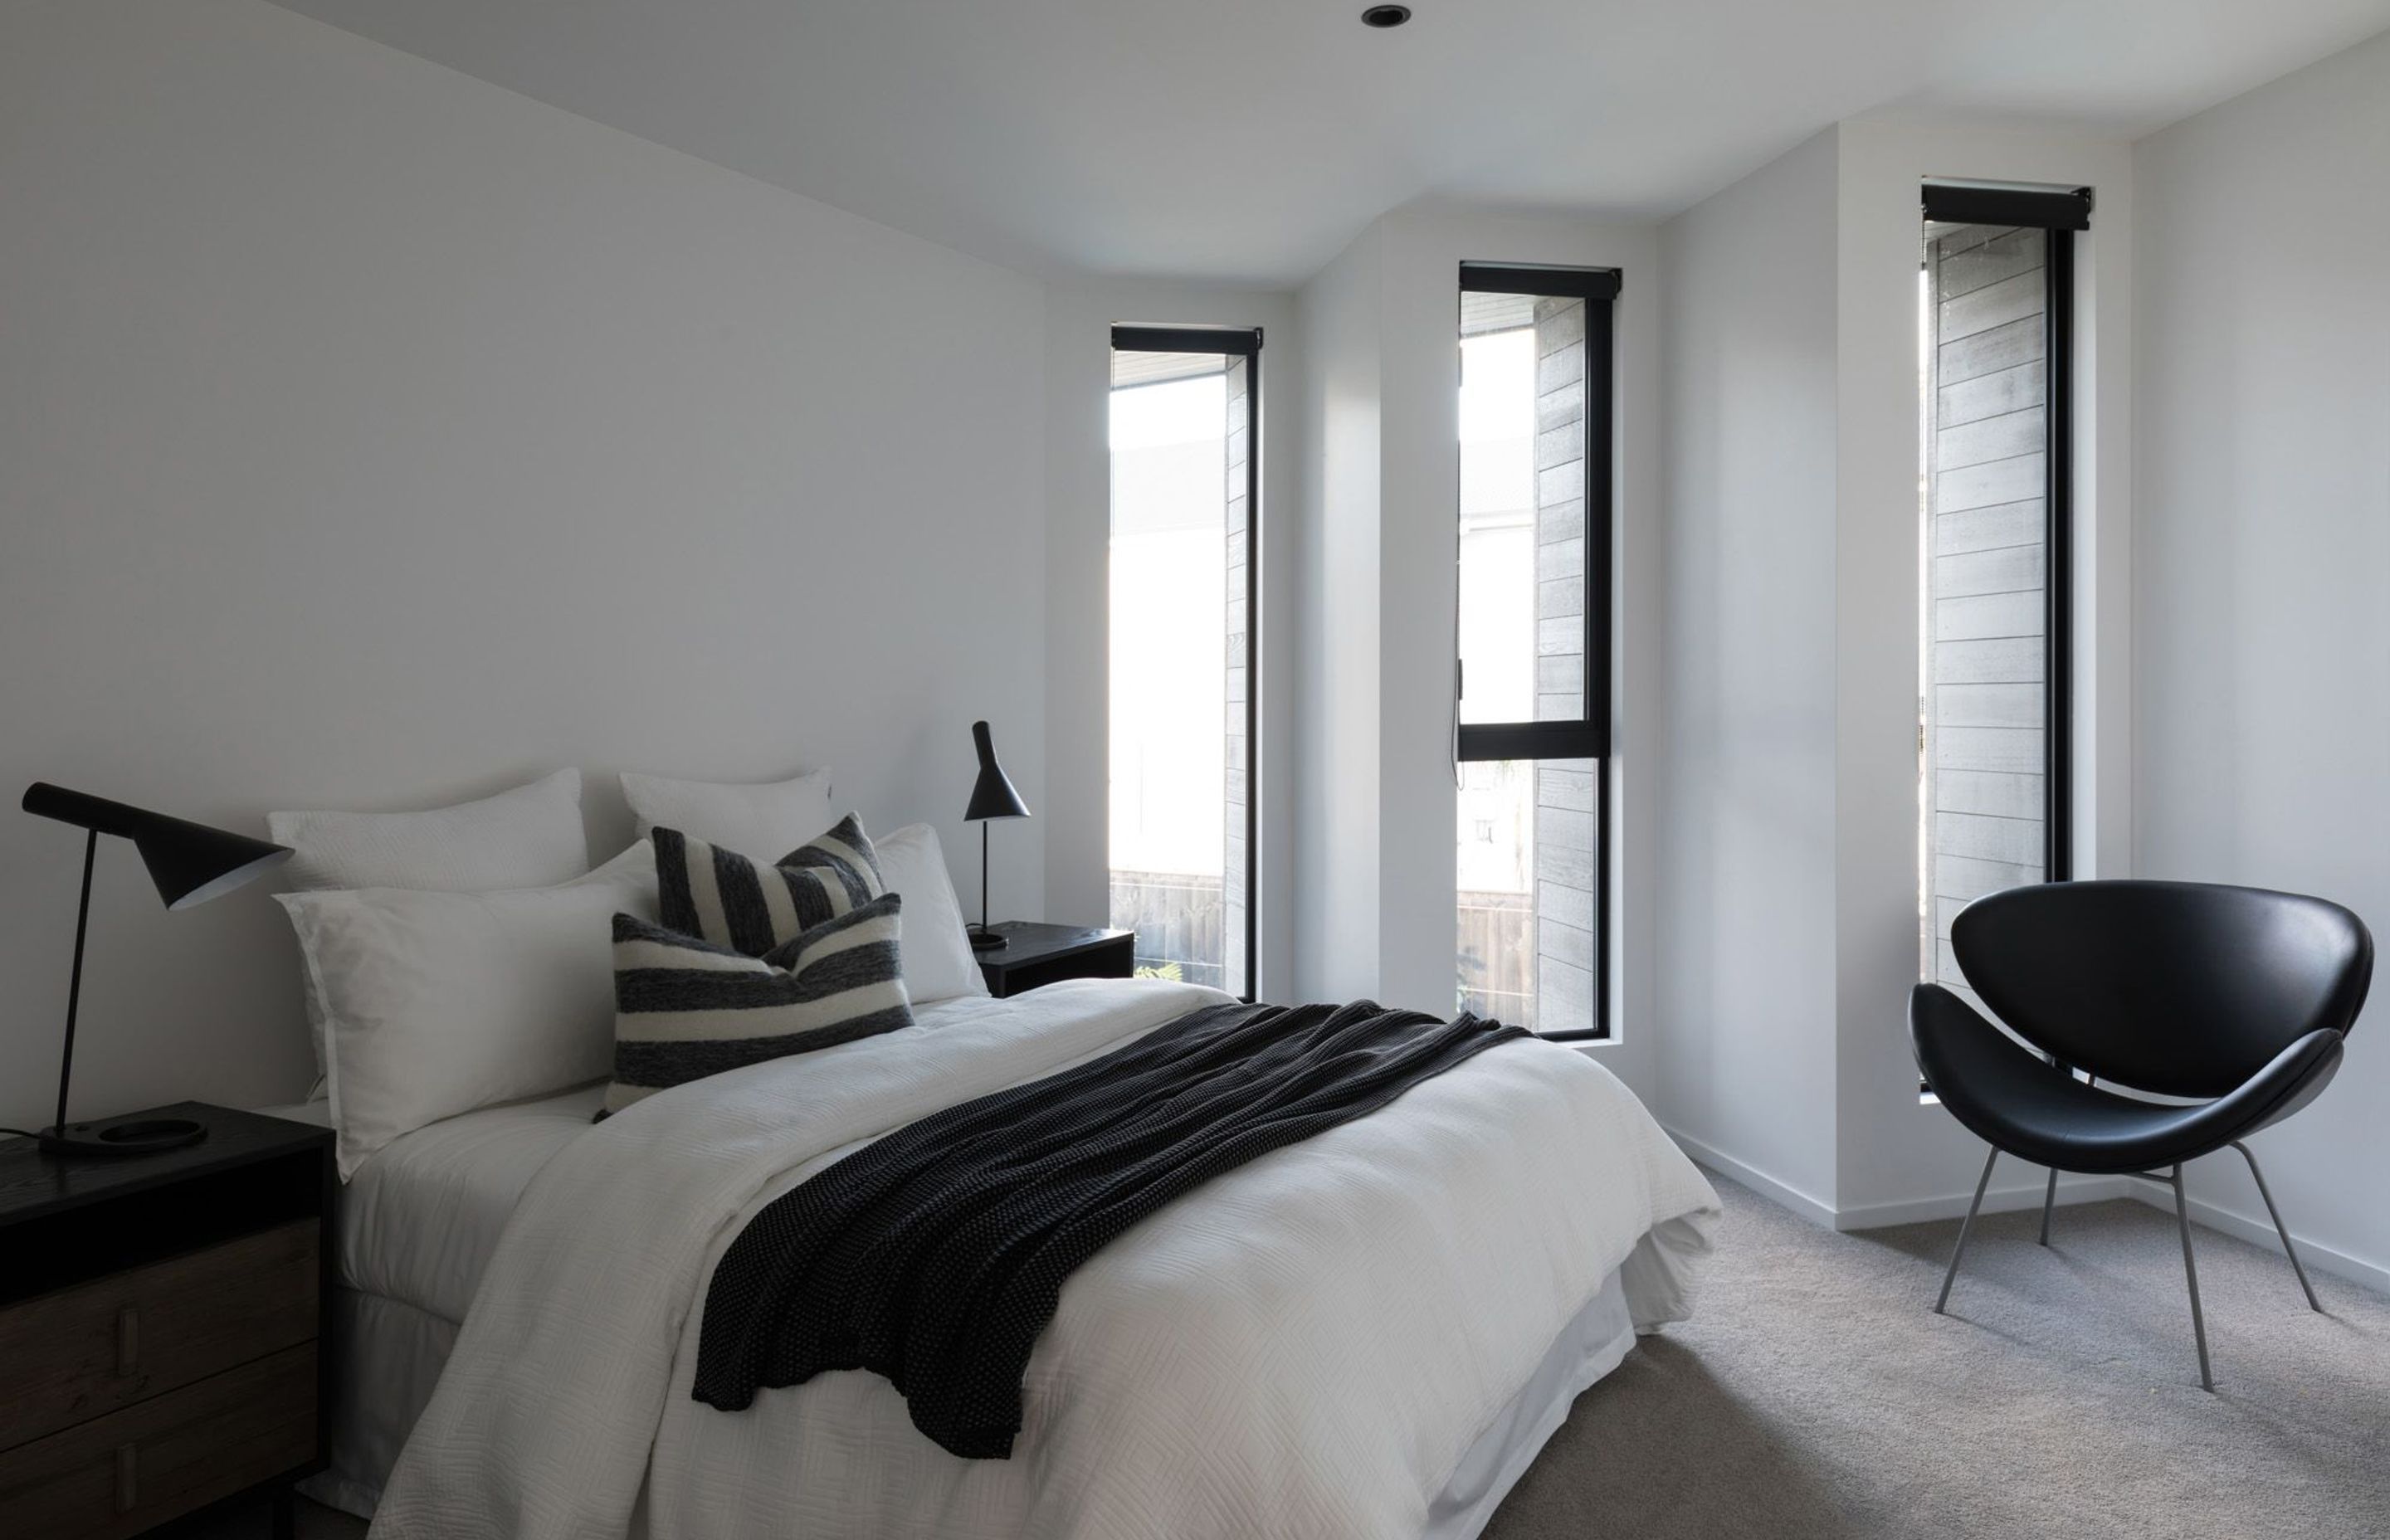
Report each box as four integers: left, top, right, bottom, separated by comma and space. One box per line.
1911, 880, 2372, 1389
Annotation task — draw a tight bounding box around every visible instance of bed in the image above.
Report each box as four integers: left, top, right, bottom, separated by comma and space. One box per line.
283, 977, 1715, 1540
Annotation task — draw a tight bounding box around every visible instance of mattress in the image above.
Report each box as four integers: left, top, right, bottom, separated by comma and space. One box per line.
266, 1082, 603, 1322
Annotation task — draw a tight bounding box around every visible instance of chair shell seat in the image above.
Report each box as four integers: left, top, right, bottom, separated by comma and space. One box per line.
1911, 983, 2344, 1174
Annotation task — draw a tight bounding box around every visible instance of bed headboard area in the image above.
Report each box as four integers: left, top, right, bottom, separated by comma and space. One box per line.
0, 1, 1050, 1127
2, 758, 1041, 1134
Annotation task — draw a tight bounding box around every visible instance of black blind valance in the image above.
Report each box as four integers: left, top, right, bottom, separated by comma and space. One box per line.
1922, 182, 2092, 231
1110, 325, 1261, 357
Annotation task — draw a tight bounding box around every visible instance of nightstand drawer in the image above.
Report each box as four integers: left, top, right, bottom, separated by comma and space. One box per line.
0, 1342, 315, 1540
0, 1219, 318, 1450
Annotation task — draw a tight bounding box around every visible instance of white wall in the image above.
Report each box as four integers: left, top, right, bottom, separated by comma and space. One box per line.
1042, 278, 1300, 999
1652, 120, 2136, 1226
1829, 122, 2135, 1227
2133, 31, 2390, 1289
1293, 228, 1386, 1006
1292, 207, 1663, 1100
1653, 131, 1845, 1213
1374, 210, 1665, 1100
0, 0, 1048, 1128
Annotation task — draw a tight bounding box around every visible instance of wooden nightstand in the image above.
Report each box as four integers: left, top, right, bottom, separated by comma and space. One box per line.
0, 1103, 333, 1540
975, 922, 1135, 998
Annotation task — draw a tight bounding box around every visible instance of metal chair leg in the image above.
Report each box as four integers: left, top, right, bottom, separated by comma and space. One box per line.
1936, 1147, 1999, 1314
2231, 1139, 2323, 1313
2037, 1070, 2090, 1247
2171, 1164, 2214, 1391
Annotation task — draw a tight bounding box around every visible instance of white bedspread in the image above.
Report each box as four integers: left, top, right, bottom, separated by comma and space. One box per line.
371, 980, 1718, 1540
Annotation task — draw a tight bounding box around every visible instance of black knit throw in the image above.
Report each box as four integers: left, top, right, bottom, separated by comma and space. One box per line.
690, 998, 1527, 1457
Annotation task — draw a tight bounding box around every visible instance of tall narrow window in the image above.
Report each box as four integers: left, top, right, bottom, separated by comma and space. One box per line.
1109, 326, 1260, 999
1918, 183, 2086, 1003
1456, 264, 1616, 1039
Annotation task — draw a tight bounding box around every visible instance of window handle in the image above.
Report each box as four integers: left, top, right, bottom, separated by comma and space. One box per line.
1451, 657, 1464, 786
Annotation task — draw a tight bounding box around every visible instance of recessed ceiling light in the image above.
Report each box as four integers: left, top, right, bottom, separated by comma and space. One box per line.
1361, 5, 1412, 27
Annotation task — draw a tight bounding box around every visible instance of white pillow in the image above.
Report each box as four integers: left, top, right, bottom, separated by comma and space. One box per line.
271, 769, 592, 1095
268, 768, 588, 892
618, 768, 835, 861
875, 824, 990, 1005
279, 841, 658, 1178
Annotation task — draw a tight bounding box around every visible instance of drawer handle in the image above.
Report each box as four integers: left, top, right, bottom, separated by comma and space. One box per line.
116, 1305, 139, 1376
115, 1443, 138, 1512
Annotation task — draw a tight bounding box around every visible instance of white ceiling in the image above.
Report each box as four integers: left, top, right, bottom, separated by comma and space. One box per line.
267, 0, 2390, 285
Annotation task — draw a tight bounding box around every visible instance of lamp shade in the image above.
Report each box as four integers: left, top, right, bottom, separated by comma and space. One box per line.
963, 721, 1029, 822
22, 782, 292, 909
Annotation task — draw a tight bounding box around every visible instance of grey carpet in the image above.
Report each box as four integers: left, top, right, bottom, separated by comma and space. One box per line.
1485, 1176, 2390, 1540
205, 1176, 2390, 1539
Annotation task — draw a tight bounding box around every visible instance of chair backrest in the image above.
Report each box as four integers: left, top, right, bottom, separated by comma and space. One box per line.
1951, 880, 2373, 1099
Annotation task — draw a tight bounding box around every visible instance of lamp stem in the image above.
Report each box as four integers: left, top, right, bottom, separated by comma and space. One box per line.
52, 828, 97, 1138
981, 821, 991, 931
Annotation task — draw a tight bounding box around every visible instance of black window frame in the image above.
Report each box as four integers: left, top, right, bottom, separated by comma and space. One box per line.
1107, 323, 1262, 1001
1453, 263, 1617, 765
1919, 183, 2086, 883
1453, 262, 1617, 1042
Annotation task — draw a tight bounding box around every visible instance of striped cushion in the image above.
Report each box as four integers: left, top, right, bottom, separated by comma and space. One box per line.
603, 894, 913, 1114
655, 815, 884, 957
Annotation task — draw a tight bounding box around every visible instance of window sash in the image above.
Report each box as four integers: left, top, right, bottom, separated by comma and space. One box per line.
1455, 263, 1617, 764
1918, 186, 2079, 881
1107, 324, 1261, 1000
1454, 263, 1616, 1040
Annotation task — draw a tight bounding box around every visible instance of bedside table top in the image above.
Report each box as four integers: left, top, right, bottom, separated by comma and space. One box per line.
978, 921, 1132, 967
0, 1103, 331, 1230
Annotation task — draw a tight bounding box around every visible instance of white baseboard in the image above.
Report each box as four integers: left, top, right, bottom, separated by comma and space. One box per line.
1661, 1126, 2127, 1233
1660, 1126, 1837, 1230
2117, 1177, 2390, 1297
1664, 1123, 2389, 1298
1831, 1173, 2134, 1231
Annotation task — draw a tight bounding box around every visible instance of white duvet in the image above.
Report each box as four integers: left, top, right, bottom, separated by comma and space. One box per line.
371, 980, 1718, 1540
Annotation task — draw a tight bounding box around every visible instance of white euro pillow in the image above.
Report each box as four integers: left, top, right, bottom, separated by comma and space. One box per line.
621, 765, 836, 860
268, 768, 588, 892
874, 824, 990, 1005
279, 841, 658, 1178
617, 767, 835, 863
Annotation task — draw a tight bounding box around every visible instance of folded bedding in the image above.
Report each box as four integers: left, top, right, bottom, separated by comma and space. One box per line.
695, 999, 1527, 1455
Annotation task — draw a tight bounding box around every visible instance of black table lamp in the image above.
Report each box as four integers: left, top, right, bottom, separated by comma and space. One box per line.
963, 721, 1029, 952
22, 782, 292, 1157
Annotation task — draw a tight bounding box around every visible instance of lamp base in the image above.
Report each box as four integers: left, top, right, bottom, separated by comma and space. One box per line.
968, 924, 1008, 953
37, 1115, 208, 1157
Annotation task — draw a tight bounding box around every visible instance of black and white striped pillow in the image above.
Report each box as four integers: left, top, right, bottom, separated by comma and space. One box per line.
655, 815, 883, 957
602, 894, 913, 1115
